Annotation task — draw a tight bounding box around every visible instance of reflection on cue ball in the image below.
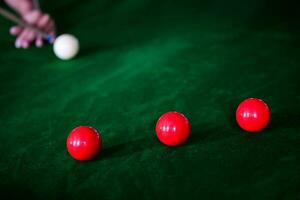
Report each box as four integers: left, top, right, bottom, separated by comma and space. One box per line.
53, 34, 79, 60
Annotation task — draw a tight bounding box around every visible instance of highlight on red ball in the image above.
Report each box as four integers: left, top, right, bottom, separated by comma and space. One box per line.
155, 111, 191, 146
236, 98, 271, 133
66, 126, 102, 161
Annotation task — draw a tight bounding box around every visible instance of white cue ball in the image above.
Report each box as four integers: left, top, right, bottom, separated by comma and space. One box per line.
53, 34, 79, 60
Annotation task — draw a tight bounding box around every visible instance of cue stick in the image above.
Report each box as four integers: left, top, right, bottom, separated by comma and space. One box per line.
0, 7, 54, 43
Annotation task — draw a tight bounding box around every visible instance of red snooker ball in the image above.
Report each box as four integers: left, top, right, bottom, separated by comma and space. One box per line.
236, 98, 271, 132
66, 126, 102, 161
156, 111, 191, 146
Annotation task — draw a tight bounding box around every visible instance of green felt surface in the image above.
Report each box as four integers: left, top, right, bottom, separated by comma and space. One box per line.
0, 0, 300, 199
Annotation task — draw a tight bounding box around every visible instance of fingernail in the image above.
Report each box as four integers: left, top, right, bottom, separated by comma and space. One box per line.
36, 42, 42, 47
15, 40, 21, 48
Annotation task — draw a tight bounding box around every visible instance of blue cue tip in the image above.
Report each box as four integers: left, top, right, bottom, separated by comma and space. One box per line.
46, 35, 55, 43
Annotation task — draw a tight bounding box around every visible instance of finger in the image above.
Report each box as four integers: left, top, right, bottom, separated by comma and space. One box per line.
17, 29, 31, 48
15, 37, 22, 48
23, 10, 41, 25
35, 36, 43, 47
10, 26, 23, 36
43, 21, 55, 34
22, 41, 29, 49
25, 30, 37, 44
15, 29, 26, 48
36, 14, 50, 29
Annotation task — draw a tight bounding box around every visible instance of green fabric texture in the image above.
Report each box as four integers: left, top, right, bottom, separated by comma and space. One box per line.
0, 0, 299, 199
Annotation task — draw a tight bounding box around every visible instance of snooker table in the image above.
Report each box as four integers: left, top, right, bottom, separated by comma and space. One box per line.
0, 0, 300, 199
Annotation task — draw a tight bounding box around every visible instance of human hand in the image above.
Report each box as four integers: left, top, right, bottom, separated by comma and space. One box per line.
10, 9, 56, 48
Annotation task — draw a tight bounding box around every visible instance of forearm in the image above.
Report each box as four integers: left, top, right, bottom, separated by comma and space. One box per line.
4, 0, 35, 15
